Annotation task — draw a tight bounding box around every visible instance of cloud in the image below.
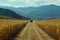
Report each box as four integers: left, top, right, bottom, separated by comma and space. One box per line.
25, 0, 45, 6
9, 0, 18, 2
0, 0, 60, 7
9, 0, 25, 2
0, 3, 11, 6
44, 0, 60, 5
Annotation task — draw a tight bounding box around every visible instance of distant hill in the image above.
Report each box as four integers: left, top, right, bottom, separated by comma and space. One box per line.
0, 6, 39, 17
0, 8, 30, 20
26, 5, 60, 20
1, 5, 60, 20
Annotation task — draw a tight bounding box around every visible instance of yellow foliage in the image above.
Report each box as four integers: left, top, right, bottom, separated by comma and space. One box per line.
36, 20, 60, 40
0, 19, 28, 40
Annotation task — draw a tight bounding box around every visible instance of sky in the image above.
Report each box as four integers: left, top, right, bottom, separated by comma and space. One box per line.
0, 0, 60, 7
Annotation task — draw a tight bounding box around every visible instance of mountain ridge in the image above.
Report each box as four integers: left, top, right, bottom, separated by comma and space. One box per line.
0, 5, 60, 20
0, 8, 30, 20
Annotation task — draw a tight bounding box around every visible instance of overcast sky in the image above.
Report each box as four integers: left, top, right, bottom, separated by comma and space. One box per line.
0, 0, 60, 7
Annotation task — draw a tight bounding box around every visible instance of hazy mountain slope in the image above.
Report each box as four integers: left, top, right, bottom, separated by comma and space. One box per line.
0, 8, 30, 20
1, 5, 60, 20
28, 5, 60, 20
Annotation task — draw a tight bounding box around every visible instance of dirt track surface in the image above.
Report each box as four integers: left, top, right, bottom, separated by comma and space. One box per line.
14, 22, 55, 40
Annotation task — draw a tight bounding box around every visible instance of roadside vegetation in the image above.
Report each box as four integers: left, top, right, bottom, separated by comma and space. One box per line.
0, 19, 28, 40
36, 20, 60, 40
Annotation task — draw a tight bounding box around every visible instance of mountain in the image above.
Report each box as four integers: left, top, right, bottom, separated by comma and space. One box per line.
1, 5, 60, 20
0, 6, 38, 17
0, 8, 30, 20
27, 5, 60, 20
17, 5, 60, 20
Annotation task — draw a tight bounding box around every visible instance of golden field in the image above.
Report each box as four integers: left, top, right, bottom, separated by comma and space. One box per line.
36, 20, 60, 40
0, 19, 28, 40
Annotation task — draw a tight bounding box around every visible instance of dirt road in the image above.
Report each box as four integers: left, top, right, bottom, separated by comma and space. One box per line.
14, 22, 55, 40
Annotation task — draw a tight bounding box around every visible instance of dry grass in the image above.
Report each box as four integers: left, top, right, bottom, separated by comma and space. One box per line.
0, 19, 28, 40
36, 20, 60, 40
